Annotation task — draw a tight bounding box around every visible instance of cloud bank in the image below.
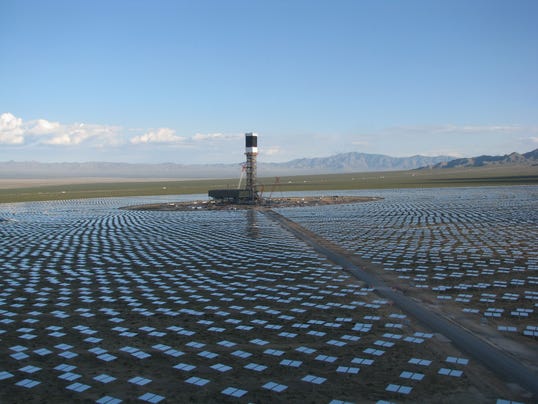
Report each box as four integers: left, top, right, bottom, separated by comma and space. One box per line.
0, 112, 241, 149
131, 128, 185, 145
0, 112, 123, 147
2, 112, 537, 163
0, 112, 248, 163
0, 113, 25, 144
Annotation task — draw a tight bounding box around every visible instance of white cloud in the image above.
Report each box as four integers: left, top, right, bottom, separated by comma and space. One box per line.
420, 149, 464, 158
27, 118, 61, 135
131, 128, 185, 144
192, 133, 224, 141
263, 146, 282, 156
42, 123, 123, 146
2, 113, 234, 150
191, 132, 242, 142
0, 112, 25, 144
6, 110, 535, 164
0, 112, 123, 147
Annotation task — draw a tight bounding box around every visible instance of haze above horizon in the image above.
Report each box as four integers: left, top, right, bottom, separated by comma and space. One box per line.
1, 0, 537, 164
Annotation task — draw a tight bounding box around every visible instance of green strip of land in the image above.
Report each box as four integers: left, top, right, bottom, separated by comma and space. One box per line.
1, 165, 537, 203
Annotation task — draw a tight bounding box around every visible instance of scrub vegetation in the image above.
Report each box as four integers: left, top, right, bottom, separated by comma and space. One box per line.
0, 165, 536, 203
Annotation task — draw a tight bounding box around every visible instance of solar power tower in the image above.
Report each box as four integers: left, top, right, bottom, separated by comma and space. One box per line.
207, 132, 259, 203
245, 132, 258, 202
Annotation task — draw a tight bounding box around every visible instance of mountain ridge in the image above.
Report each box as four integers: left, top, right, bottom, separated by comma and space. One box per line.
264, 152, 452, 172
0, 152, 454, 179
429, 149, 538, 169
1, 149, 536, 179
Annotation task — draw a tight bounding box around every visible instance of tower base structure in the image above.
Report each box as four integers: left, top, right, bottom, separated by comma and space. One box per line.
207, 189, 257, 204
208, 132, 260, 204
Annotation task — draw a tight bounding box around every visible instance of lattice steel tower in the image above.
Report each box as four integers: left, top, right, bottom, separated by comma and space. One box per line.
245, 132, 258, 202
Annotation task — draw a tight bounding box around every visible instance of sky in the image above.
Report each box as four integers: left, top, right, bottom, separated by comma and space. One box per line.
1, 0, 537, 164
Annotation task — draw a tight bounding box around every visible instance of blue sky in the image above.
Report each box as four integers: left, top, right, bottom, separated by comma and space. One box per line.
1, 0, 537, 164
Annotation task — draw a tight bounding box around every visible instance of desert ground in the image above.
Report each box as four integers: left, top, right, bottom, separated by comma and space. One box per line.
1, 186, 536, 403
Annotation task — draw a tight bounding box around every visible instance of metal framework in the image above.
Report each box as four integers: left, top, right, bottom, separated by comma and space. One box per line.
245, 150, 257, 201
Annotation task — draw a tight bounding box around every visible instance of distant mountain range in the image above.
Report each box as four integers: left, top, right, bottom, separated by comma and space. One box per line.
263, 152, 452, 173
1, 149, 536, 179
0, 153, 454, 179
428, 149, 538, 169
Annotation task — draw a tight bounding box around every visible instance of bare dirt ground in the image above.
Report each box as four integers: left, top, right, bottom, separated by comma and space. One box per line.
263, 209, 537, 400
120, 196, 537, 402
122, 196, 382, 211
1, 193, 535, 403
